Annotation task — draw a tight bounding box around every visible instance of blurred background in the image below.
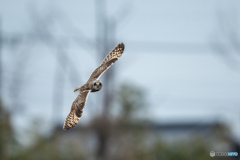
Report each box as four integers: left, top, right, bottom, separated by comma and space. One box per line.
0, 0, 239, 160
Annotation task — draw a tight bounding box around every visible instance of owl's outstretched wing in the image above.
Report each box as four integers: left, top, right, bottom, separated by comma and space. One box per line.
63, 90, 90, 130
87, 43, 125, 82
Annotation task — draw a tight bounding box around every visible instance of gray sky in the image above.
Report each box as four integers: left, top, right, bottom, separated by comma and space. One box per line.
1, 0, 240, 143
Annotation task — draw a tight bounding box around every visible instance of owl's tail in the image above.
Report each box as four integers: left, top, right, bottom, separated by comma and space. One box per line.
73, 86, 82, 92
74, 84, 90, 92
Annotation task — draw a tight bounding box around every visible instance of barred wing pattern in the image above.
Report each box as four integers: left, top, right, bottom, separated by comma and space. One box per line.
87, 43, 125, 82
63, 91, 90, 130
63, 43, 125, 130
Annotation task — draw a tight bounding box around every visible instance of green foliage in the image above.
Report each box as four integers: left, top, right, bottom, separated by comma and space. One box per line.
0, 98, 86, 160
12, 135, 86, 160
117, 83, 146, 120
0, 98, 14, 160
144, 139, 213, 160
110, 84, 220, 160
0, 84, 232, 160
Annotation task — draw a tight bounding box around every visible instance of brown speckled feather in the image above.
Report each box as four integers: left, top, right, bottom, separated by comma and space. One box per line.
63, 43, 125, 130
87, 43, 125, 82
63, 91, 90, 130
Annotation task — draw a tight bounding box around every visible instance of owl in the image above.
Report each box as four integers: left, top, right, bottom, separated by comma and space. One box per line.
63, 43, 125, 130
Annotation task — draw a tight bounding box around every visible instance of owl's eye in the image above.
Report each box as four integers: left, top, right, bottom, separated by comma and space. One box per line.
94, 83, 97, 86
99, 83, 102, 86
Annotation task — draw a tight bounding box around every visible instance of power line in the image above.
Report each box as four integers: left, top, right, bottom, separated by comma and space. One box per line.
0, 17, 2, 93
125, 40, 212, 53
2, 32, 215, 53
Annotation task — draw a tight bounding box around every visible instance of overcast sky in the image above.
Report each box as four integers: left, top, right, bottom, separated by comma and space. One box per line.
1, 0, 240, 143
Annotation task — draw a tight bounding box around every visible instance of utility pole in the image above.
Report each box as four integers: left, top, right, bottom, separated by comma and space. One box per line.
0, 16, 2, 93
94, 1, 118, 160
95, 1, 107, 159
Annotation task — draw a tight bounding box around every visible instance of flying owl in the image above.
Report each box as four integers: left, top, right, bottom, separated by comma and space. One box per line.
63, 43, 125, 130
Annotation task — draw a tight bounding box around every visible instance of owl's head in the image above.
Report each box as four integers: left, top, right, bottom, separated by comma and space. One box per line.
91, 80, 102, 92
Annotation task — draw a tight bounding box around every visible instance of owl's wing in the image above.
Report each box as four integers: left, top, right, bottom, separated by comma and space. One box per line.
88, 43, 125, 82
63, 90, 90, 130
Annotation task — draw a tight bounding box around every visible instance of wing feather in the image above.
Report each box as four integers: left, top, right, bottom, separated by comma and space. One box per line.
63, 91, 90, 130
63, 42, 125, 130
88, 43, 125, 82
